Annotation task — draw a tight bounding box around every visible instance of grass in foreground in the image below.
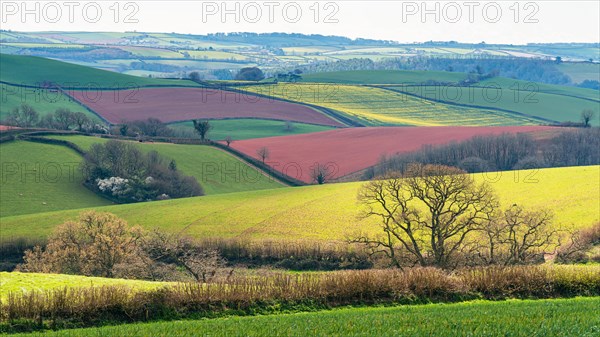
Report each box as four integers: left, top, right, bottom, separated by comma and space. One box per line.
1, 165, 597, 241
43, 135, 284, 195
11, 297, 600, 337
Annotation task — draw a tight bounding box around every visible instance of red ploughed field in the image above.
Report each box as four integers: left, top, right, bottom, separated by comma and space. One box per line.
70, 87, 344, 126
0, 125, 18, 131
230, 126, 556, 183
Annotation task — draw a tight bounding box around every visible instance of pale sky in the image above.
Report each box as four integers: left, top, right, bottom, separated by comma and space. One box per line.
1, 1, 599, 44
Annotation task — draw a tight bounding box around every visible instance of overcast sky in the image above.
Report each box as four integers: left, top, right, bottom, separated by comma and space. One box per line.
1, 1, 599, 44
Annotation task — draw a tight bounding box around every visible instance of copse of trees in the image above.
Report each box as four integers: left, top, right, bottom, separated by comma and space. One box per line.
235, 67, 265, 81
6, 104, 39, 127
81, 140, 203, 202
367, 129, 600, 179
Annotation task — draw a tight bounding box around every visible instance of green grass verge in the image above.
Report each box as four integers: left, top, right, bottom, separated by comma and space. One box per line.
12, 297, 600, 337
169, 119, 335, 141
0, 141, 112, 218
0, 272, 169, 300
1, 165, 597, 241
0, 54, 196, 88
42, 135, 284, 195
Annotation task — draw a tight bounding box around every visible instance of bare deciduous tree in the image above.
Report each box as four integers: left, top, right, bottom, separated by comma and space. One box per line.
144, 230, 226, 283
225, 136, 233, 147
581, 110, 595, 128
256, 146, 270, 163
310, 162, 336, 184
354, 164, 498, 269
478, 205, 559, 265
72, 111, 91, 131
55, 108, 75, 130
18, 211, 146, 277
193, 120, 212, 141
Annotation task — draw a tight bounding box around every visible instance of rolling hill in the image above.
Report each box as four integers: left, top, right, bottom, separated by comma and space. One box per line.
240, 84, 544, 126
229, 126, 555, 183
1, 165, 597, 241
0, 141, 112, 217
0, 83, 100, 122
0, 54, 196, 88
69, 87, 345, 126
42, 135, 285, 195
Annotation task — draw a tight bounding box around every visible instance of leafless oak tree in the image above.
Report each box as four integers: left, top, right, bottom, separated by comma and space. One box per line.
354, 164, 498, 269
310, 162, 336, 184
256, 146, 270, 163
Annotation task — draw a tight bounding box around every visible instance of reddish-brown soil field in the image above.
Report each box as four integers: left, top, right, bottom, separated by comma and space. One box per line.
230, 126, 556, 183
0, 125, 18, 131
70, 88, 344, 126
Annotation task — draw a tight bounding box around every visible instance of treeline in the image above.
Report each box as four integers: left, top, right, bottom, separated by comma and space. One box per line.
82, 141, 203, 202
4, 104, 106, 133
366, 128, 600, 179
289, 57, 578, 85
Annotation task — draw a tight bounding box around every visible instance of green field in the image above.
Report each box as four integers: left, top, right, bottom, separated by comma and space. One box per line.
13, 297, 600, 337
0, 272, 169, 300
182, 50, 250, 61
301, 70, 468, 84
478, 77, 600, 101
242, 84, 542, 126
0, 83, 100, 122
0, 141, 112, 218
1, 165, 597, 241
557, 63, 600, 83
43, 135, 284, 195
169, 119, 335, 140
386, 82, 599, 125
0, 54, 196, 88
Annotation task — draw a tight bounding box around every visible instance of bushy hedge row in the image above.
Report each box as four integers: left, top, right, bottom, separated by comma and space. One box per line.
1, 265, 598, 332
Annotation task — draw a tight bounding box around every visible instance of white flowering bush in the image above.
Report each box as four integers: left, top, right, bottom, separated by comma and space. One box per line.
97, 177, 130, 197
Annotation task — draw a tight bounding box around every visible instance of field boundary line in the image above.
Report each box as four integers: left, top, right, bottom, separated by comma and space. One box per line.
375, 85, 558, 125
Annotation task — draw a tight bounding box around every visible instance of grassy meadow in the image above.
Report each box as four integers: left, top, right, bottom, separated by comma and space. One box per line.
0, 54, 196, 88
1, 165, 597, 241
0, 83, 100, 122
0, 141, 112, 218
169, 119, 335, 141
300, 70, 468, 84
43, 135, 284, 195
11, 297, 600, 337
386, 85, 599, 125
